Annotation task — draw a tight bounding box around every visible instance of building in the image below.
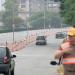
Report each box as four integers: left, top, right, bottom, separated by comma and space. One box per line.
16, 0, 29, 20
29, 0, 60, 14
17, 0, 60, 19
0, 0, 60, 19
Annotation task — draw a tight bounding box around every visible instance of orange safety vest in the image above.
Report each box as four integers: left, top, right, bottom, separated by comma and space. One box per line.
61, 42, 75, 64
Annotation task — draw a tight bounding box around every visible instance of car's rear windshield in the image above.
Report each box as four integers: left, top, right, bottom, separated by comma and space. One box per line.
0, 47, 6, 57
36, 36, 45, 40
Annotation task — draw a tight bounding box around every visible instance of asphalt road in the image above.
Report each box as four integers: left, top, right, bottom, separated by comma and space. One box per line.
12, 34, 63, 75
0, 28, 67, 43
0, 28, 66, 75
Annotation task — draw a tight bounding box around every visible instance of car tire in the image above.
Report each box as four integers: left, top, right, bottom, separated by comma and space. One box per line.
11, 69, 14, 75
5, 69, 11, 75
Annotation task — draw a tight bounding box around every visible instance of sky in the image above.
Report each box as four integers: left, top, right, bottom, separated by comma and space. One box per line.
0, 0, 4, 11
0, 0, 2, 11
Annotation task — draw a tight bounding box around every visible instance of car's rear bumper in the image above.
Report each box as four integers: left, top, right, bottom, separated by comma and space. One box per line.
0, 64, 10, 73
36, 42, 46, 45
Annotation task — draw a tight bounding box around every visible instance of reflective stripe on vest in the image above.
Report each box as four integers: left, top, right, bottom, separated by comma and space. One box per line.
63, 58, 75, 64
61, 42, 75, 64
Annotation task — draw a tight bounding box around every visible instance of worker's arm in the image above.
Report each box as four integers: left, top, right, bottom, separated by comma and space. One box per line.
54, 46, 74, 59
54, 50, 64, 59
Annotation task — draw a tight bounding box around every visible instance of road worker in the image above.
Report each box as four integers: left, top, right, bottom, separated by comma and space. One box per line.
54, 27, 75, 75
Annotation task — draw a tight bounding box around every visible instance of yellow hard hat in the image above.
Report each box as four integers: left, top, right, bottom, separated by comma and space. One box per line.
67, 27, 75, 36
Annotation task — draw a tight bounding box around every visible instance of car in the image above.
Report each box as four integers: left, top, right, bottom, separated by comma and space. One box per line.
36, 36, 47, 45
0, 46, 16, 75
55, 32, 67, 39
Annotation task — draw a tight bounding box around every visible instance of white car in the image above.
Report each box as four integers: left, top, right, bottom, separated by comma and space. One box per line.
36, 36, 47, 45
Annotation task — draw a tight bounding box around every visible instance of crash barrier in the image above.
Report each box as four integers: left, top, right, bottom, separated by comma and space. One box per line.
44, 30, 50, 36
0, 30, 50, 52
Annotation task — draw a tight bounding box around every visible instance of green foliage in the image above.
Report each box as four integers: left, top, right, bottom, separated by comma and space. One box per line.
1, 0, 24, 30
28, 12, 62, 29
60, 0, 75, 26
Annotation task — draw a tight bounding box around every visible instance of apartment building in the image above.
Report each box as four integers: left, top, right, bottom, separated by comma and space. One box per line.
16, 0, 60, 19
29, 0, 60, 13
16, 0, 29, 20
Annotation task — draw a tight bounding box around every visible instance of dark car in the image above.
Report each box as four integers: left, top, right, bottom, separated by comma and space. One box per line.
36, 36, 47, 45
55, 32, 67, 39
0, 46, 16, 75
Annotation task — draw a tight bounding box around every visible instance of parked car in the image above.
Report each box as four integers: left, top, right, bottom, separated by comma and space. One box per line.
0, 46, 16, 75
36, 36, 47, 45
55, 32, 67, 39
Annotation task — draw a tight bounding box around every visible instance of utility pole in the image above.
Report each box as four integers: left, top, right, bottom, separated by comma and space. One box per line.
12, 24, 15, 43
29, 0, 31, 16
44, 0, 46, 29
12, 0, 15, 43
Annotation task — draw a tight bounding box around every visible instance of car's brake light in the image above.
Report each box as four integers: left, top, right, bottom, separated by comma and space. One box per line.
3, 56, 9, 64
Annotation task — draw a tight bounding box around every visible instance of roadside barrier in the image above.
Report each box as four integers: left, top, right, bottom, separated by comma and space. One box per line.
7, 33, 37, 51
0, 30, 50, 52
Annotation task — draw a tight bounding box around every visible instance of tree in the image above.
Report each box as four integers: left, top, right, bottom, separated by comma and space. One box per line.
60, 0, 75, 27
28, 12, 62, 29
2, 0, 24, 30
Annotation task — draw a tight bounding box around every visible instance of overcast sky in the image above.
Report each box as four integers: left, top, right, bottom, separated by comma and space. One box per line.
0, 0, 2, 11
0, 0, 4, 11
